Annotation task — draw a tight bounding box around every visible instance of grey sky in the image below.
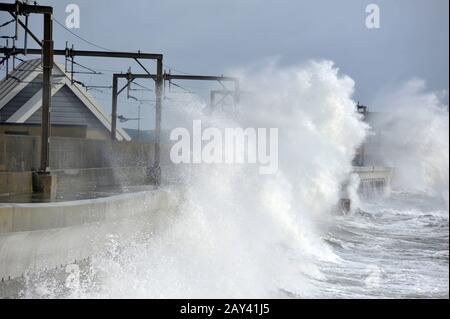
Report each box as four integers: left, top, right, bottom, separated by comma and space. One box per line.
1, 0, 448, 129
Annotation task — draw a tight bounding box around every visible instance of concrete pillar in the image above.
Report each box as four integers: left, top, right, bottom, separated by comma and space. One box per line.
40, 12, 54, 173
339, 198, 351, 214
147, 166, 161, 185
33, 172, 58, 199
152, 58, 163, 186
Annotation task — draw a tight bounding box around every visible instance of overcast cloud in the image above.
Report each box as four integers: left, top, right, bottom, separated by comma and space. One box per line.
1, 0, 448, 129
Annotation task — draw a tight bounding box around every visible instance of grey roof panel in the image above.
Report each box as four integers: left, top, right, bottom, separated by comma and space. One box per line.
0, 59, 42, 101
0, 74, 42, 122
26, 85, 106, 129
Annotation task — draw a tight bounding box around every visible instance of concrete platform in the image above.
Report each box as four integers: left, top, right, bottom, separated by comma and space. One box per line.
353, 166, 393, 195
353, 166, 394, 182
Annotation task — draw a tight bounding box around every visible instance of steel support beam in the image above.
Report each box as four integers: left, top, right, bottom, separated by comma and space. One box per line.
111, 75, 119, 140
40, 12, 53, 173
110, 73, 238, 83
1, 2, 54, 173
165, 74, 238, 82
111, 71, 239, 185
1, 46, 163, 181
9, 12, 42, 47
2, 2, 167, 186
153, 59, 163, 184
0, 47, 162, 61
0, 2, 52, 14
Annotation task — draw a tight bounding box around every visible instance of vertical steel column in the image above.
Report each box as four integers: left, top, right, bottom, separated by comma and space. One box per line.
153, 58, 163, 184
24, 14, 28, 54
40, 12, 53, 172
5, 54, 8, 80
111, 74, 118, 140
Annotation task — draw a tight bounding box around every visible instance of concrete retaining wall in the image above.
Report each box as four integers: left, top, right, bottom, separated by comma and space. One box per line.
0, 188, 180, 282
353, 166, 394, 181
0, 135, 173, 197
0, 172, 32, 197
53, 166, 153, 195
0, 167, 154, 197
353, 166, 393, 196
0, 135, 38, 172
0, 135, 172, 172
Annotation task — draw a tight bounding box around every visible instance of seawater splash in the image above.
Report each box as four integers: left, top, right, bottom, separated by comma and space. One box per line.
369, 79, 449, 206
314, 79, 449, 298
21, 60, 368, 298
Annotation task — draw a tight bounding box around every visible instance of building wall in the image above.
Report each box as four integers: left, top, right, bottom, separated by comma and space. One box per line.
0, 124, 87, 138
86, 128, 110, 140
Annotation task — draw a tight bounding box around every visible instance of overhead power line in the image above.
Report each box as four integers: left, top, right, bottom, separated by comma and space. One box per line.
168, 81, 194, 94
53, 18, 113, 52
53, 17, 192, 76
0, 18, 15, 28
69, 59, 103, 74
26, 1, 193, 78
164, 64, 192, 75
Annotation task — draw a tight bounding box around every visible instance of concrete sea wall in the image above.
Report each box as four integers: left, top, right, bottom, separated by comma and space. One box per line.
0, 135, 172, 172
353, 166, 393, 195
0, 188, 180, 284
0, 167, 155, 198
0, 135, 173, 197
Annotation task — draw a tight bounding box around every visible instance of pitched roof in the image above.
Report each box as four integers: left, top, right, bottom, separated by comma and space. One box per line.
0, 59, 131, 141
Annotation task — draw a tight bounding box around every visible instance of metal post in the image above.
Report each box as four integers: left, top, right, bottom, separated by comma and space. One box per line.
14, 3, 18, 41
23, 14, 28, 54
137, 102, 141, 142
5, 39, 8, 80
40, 12, 53, 172
64, 41, 68, 72
12, 39, 15, 70
153, 58, 163, 184
70, 44, 74, 84
111, 74, 118, 140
